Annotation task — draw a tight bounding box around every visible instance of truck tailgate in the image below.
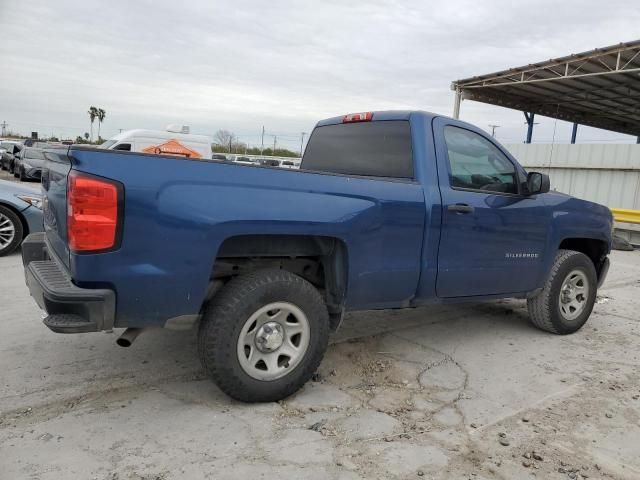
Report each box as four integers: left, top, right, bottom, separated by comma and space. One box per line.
41, 148, 72, 268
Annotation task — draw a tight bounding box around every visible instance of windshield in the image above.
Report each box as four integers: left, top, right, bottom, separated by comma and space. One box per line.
25, 148, 46, 160
99, 140, 117, 149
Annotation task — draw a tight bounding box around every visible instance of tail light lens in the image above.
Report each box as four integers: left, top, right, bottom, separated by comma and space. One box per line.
67, 171, 122, 252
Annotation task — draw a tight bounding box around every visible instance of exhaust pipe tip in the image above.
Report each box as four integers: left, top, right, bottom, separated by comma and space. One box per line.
116, 328, 144, 347
116, 337, 133, 347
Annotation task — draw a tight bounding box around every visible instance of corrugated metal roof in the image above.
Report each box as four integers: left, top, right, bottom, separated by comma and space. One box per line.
452, 40, 640, 136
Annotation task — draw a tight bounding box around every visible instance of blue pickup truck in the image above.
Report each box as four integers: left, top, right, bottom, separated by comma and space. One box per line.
22, 111, 612, 402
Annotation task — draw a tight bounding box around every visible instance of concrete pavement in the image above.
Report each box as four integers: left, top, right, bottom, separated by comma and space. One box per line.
1, 249, 639, 479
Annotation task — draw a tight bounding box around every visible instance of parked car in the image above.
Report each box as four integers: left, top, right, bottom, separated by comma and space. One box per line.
0, 141, 24, 173
258, 157, 281, 167
22, 110, 612, 403
232, 156, 259, 165
280, 160, 299, 169
211, 153, 228, 161
14, 147, 56, 181
0, 179, 43, 256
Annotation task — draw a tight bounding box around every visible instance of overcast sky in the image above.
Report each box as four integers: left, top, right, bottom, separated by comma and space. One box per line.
1, 0, 639, 150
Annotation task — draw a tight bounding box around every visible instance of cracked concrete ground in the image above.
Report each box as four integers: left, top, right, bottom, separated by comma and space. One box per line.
1, 249, 639, 480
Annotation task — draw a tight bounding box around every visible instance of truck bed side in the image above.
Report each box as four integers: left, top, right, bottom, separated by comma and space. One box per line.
52, 149, 426, 327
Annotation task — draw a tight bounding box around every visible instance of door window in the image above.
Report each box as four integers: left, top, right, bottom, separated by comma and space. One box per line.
444, 126, 518, 194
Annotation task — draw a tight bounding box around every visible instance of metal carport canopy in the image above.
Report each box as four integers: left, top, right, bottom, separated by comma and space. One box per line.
451, 40, 640, 137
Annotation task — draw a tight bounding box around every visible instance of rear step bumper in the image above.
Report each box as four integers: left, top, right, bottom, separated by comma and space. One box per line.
22, 233, 115, 333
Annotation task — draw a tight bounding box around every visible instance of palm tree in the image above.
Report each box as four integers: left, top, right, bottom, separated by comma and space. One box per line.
84, 132, 90, 141
88, 106, 98, 142
97, 108, 106, 141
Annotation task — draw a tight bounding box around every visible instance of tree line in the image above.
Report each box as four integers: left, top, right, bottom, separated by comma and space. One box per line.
212, 129, 300, 157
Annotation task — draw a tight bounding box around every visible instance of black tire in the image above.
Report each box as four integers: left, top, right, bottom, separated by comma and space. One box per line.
0, 205, 24, 257
18, 167, 25, 181
198, 268, 330, 402
527, 249, 597, 334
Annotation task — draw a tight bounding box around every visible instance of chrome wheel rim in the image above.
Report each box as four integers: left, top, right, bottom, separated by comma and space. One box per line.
559, 269, 589, 321
237, 302, 310, 381
0, 212, 16, 249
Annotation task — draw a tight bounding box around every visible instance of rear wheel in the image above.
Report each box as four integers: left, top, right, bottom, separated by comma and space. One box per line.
0, 205, 23, 257
198, 269, 330, 402
527, 249, 597, 334
18, 167, 26, 181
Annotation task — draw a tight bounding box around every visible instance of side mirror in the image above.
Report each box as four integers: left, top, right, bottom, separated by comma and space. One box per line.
526, 172, 550, 195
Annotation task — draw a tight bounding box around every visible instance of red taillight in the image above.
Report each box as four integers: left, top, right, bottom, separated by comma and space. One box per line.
342, 112, 373, 123
67, 172, 121, 252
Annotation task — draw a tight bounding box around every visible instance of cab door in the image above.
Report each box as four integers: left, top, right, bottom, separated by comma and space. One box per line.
433, 118, 549, 297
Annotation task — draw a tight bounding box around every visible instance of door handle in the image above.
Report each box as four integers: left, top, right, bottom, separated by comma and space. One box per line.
447, 203, 475, 214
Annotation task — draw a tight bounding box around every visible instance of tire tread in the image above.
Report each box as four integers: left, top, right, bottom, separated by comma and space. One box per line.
527, 249, 596, 334
197, 268, 329, 402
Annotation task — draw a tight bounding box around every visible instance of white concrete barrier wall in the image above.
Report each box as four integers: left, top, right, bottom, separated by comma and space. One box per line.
506, 143, 640, 243
506, 143, 640, 210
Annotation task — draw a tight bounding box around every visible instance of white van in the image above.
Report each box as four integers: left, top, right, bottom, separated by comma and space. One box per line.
99, 125, 212, 159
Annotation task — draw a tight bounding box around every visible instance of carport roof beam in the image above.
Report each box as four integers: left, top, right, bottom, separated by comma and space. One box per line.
451, 40, 640, 137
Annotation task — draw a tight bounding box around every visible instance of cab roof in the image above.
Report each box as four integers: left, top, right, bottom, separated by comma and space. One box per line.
316, 110, 441, 127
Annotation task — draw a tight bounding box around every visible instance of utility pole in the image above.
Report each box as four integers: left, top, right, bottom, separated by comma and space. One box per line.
273, 136, 277, 154
228, 136, 232, 153
300, 132, 306, 156
1, 121, 8, 137
261, 126, 265, 155
488, 124, 500, 138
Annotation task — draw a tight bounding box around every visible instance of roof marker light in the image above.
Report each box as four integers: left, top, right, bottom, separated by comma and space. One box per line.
342, 112, 373, 123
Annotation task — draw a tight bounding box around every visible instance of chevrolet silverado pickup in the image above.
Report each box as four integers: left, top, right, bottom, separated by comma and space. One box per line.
22, 111, 612, 402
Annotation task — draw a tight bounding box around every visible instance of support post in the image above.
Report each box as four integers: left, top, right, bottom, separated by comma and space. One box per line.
571, 123, 578, 144
637, 136, 640, 144
453, 88, 462, 119
524, 112, 535, 144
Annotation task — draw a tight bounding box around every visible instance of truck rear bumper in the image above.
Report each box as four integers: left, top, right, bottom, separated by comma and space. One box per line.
22, 233, 116, 333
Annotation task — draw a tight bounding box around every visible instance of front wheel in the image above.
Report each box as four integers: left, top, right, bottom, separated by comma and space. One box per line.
527, 249, 597, 334
0, 205, 23, 257
198, 269, 330, 402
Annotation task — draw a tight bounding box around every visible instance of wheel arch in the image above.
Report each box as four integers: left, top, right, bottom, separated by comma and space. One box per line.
211, 234, 349, 330
557, 237, 609, 278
